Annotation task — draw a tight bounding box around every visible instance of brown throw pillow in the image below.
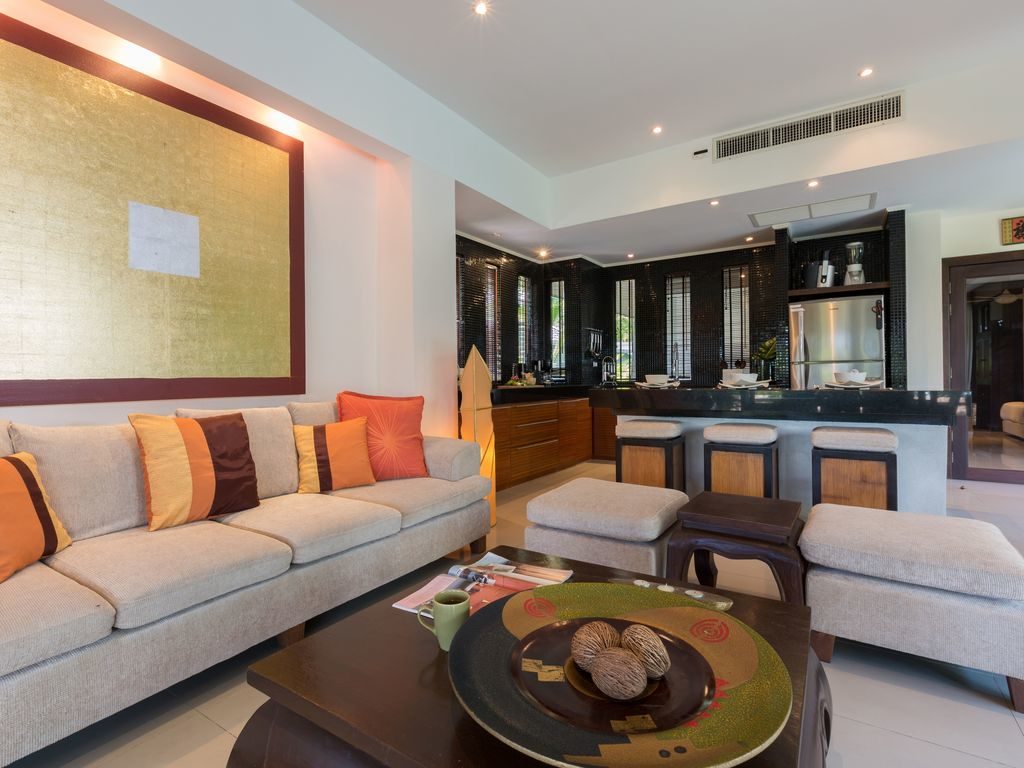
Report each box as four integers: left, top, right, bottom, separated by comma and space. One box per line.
293, 418, 376, 493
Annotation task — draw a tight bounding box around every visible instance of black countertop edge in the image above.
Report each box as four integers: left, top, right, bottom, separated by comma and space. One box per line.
490, 384, 593, 405
588, 387, 971, 426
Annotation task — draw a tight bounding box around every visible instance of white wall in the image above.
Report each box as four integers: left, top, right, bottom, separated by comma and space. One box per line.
905, 207, 1024, 390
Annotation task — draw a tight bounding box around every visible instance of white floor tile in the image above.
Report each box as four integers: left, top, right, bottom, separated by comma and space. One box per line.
192, 677, 268, 738
824, 641, 1024, 766
827, 715, 1013, 768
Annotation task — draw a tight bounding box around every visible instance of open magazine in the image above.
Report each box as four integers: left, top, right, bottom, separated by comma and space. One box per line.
393, 552, 572, 617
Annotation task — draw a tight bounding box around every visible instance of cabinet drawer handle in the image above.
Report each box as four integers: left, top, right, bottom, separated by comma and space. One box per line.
515, 419, 557, 429
513, 439, 559, 451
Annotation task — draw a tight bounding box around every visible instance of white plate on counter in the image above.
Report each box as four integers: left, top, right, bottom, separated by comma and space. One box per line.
820, 380, 884, 389
634, 381, 682, 389
717, 380, 771, 389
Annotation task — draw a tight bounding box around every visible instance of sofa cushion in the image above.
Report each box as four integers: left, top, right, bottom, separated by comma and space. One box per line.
130, 413, 260, 530
287, 400, 338, 427
294, 419, 375, 493
219, 493, 400, 564
0, 563, 114, 676
526, 478, 687, 542
0, 453, 72, 582
0, 421, 12, 456
800, 504, 1024, 601
338, 392, 429, 481
45, 522, 292, 629
1000, 401, 1024, 423
9, 423, 146, 540
423, 436, 481, 482
331, 475, 491, 528
176, 407, 298, 498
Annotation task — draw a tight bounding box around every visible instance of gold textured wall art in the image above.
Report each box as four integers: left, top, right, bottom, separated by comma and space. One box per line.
0, 15, 304, 405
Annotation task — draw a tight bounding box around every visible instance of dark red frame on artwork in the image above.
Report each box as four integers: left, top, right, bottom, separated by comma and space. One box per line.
0, 13, 305, 406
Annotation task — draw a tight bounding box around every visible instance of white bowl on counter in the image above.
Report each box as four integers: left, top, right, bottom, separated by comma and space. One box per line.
645, 374, 670, 385
834, 370, 868, 384
723, 370, 758, 385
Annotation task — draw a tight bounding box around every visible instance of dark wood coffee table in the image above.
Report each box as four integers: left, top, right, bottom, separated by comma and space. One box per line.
229, 546, 830, 768
667, 492, 806, 604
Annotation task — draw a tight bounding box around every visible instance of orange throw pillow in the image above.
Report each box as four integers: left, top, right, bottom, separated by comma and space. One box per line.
293, 418, 376, 493
337, 392, 428, 481
0, 452, 72, 583
129, 412, 260, 531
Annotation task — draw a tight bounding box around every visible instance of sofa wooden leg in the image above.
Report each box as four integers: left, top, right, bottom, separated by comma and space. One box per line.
276, 622, 306, 648
469, 536, 487, 554
1009, 677, 1024, 713
810, 631, 835, 663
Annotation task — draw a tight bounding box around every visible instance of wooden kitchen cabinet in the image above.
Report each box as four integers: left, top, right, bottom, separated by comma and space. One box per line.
494, 398, 593, 490
592, 406, 617, 460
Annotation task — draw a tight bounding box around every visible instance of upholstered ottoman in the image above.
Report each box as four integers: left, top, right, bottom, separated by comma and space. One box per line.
525, 478, 688, 576
800, 503, 1024, 711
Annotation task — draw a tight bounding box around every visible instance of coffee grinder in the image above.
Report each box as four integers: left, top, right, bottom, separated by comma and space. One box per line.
844, 241, 865, 285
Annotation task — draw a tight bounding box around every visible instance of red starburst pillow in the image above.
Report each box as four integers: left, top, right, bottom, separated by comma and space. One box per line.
336, 392, 428, 481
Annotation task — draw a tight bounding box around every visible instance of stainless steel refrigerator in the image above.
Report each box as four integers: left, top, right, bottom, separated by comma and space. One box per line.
789, 295, 886, 389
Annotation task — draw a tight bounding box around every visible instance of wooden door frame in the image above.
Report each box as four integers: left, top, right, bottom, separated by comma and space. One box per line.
943, 250, 1024, 483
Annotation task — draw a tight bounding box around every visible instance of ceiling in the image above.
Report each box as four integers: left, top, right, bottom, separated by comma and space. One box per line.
296, 0, 1024, 175
295, 0, 1024, 265
456, 138, 1024, 265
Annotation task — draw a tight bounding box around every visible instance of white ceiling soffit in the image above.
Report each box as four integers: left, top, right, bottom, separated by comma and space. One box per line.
750, 194, 877, 227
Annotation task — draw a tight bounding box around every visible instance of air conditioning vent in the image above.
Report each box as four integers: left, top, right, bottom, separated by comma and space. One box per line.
714, 92, 903, 161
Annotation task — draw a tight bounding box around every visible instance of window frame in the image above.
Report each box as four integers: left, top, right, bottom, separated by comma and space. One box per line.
614, 278, 636, 381
665, 272, 692, 380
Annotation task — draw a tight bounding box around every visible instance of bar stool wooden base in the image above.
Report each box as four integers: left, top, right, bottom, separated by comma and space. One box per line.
703, 442, 778, 498
617, 435, 686, 492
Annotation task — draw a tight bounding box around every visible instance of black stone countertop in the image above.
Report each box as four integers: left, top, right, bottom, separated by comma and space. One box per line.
491, 384, 592, 406
588, 387, 970, 426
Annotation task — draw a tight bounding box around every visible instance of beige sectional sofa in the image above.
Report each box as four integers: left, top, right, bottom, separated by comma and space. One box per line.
0, 401, 490, 766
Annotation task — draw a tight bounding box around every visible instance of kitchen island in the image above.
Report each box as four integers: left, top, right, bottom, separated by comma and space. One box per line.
590, 387, 969, 513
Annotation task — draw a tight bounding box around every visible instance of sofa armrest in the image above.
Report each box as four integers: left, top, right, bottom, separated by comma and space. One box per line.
423, 436, 481, 482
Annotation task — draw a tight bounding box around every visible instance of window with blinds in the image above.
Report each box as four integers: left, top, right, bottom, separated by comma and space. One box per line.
614, 279, 636, 380
722, 265, 750, 367
516, 275, 532, 365
485, 264, 500, 380
550, 280, 565, 371
665, 274, 692, 379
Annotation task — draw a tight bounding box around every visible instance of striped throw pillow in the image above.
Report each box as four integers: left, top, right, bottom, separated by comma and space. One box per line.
294, 418, 376, 493
129, 413, 260, 531
0, 452, 71, 582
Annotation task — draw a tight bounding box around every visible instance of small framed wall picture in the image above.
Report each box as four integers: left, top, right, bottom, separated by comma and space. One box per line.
1000, 216, 1024, 246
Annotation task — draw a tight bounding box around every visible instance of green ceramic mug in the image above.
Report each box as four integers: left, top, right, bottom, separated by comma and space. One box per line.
417, 589, 470, 652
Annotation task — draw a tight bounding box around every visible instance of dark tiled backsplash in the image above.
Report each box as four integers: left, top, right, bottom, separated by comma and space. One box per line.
457, 222, 907, 388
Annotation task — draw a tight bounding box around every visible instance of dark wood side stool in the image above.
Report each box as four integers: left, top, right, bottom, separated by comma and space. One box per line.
703, 423, 778, 498
666, 491, 805, 604
615, 419, 686, 492
811, 426, 897, 510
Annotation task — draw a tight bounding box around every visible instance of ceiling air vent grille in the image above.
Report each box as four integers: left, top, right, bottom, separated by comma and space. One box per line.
714, 92, 903, 160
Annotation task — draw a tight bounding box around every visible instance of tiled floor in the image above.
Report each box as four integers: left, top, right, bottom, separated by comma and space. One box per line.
12, 464, 1024, 767
970, 430, 1024, 473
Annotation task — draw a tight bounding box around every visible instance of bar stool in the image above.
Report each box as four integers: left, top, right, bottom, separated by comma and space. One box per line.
811, 426, 897, 510
615, 419, 686, 492
703, 423, 779, 498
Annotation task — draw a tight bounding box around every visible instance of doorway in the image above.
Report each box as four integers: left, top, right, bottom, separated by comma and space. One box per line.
945, 251, 1024, 483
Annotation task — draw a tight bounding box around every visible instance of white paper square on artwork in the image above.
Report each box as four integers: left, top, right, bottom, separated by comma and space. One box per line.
128, 202, 200, 278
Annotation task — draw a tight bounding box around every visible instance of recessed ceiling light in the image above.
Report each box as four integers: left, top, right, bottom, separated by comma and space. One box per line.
745, 236, 754, 242
652, 125, 663, 135
859, 67, 874, 78
709, 200, 720, 206
538, 249, 549, 258
627, 253, 635, 259
474, 2, 489, 15
491, 232, 502, 238
807, 180, 820, 188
